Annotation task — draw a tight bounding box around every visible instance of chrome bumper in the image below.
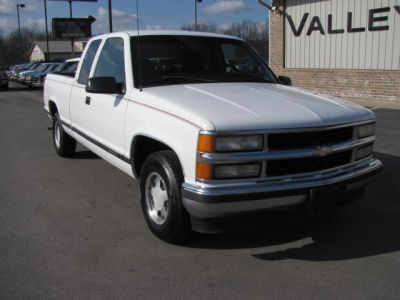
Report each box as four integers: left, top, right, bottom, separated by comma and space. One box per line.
31, 81, 43, 88
182, 158, 382, 219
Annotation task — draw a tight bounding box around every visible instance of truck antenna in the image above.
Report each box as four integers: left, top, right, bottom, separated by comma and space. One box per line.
136, 0, 143, 92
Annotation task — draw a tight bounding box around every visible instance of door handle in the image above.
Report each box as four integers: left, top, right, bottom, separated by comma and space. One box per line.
85, 96, 91, 105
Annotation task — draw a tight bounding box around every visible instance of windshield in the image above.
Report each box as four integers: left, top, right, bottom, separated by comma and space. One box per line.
47, 64, 59, 72
37, 64, 50, 72
53, 62, 67, 73
16, 64, 26, 70
66, 63, 78, 73
131, 35, 278, 88
24, 63, 35, 69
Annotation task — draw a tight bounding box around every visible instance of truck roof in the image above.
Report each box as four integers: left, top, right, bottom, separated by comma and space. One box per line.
95, 30, 243, 41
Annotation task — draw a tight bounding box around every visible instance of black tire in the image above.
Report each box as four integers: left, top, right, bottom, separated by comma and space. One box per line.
140, 150, 191, 243
52, 112, 76, 157
1, 83, 8, 91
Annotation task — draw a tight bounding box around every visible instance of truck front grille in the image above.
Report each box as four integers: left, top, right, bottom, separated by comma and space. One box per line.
266, 150, 352, 176
268, 127, 354, 150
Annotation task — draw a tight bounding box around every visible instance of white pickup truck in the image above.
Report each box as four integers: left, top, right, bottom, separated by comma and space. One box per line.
44, 30, 382, 242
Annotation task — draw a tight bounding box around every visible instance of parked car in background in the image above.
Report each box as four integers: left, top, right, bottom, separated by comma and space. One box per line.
26, 63, 59, 88
14, 62, 39, 80
0, 62, 9, 90
29, 58, 80, 89
18, 63, 43, 83
5, 65, 13, 78
51, 58, 80, 76
9, 64, 26, 81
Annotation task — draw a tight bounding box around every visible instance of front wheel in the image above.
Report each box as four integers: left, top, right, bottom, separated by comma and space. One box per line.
140, 151, 191, 243
53, 112, 76, 157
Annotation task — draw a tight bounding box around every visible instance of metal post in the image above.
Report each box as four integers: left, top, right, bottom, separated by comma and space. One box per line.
108, 0, 113, 32
43, 0, 50, 61
195, 0, 197, 31
17, 5, 22, 52
68, 0, 74, 57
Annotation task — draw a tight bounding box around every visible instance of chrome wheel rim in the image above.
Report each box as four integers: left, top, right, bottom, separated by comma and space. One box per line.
145, 172, 169, 225
54, 121, 61, 148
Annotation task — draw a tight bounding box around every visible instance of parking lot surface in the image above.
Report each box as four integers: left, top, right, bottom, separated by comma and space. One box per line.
1, 82, 400, 299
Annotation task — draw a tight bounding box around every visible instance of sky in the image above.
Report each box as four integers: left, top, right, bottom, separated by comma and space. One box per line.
0, 0, 270, 36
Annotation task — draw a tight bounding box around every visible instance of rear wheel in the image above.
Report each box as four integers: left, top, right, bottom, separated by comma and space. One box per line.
0, 83, 8, 90
53, 112, 76, 157
140, 150, 191, 243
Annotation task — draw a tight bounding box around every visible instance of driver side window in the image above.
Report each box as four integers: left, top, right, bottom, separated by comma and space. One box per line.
93, 37, 125, 84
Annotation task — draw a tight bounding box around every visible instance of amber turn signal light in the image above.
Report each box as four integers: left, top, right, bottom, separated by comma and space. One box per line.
197, 134, 215, 153
196, 162, 213, 180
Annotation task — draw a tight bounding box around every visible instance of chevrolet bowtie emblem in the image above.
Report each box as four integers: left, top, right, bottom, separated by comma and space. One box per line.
314, 146, 332, 157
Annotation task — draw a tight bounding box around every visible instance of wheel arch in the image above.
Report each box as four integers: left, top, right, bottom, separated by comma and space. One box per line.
130, 134, 185, 179
48, 100, 58, 118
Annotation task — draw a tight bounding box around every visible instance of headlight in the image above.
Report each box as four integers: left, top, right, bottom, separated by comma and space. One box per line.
215, 135, 263, 152
196, 133, 264, 180
214, 163, 261, 179
355, 144, 373, 160
26, 76, 32, 81
358, 123, 375, 138
197, 133, 264, 153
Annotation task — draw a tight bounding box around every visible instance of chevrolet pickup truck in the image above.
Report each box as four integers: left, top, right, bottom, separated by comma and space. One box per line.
44, 31, 382, 242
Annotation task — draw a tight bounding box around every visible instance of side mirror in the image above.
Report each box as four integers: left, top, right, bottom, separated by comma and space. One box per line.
278, 76, 292, 86
86, 77, 120, 94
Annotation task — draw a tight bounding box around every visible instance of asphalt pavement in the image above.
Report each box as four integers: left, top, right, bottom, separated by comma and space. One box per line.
1, 81, 400, 299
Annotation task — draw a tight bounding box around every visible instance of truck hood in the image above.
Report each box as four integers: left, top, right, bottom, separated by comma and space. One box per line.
141, 82, 374, 131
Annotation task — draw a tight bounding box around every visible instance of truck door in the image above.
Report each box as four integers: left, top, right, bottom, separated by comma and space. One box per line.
70, 39, 101, 132
83, 37, 128, 158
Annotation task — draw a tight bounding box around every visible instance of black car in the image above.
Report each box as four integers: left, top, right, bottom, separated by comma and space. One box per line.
0, 62, 8, 90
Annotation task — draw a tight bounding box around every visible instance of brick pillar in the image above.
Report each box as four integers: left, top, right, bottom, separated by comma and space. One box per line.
269, 0, 285, 73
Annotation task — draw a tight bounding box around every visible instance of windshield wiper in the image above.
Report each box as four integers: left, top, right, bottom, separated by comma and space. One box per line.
162, 75, 216, 83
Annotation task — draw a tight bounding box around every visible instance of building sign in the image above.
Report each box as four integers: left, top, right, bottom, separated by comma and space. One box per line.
30, 44, 44, 62
52, 18, 93, 38
285, 0, 400, 70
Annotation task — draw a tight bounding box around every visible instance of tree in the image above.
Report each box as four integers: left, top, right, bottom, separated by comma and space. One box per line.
181, 23, 217, 33
0, 28, 54, 65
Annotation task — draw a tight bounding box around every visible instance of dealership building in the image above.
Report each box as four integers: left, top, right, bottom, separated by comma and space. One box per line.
28, 40, 85, 62
269, 0, 400, 102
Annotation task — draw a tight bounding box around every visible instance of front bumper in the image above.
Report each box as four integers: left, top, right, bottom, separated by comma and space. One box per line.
182, 158, 382, 220
31, 81, 43, 88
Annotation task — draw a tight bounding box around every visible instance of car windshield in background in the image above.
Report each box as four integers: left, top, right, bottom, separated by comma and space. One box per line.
15, 64, 26, 70
47, 64, 59, 72
131, 35, 277, 88
24, 63, 35, 69
31, 64, 43, 71
53, 62, 68, 73
36, 64, 50, 72
66, 63, 78, 73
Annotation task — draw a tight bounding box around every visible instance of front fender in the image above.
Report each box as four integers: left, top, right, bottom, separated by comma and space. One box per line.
124, 100, 200, 185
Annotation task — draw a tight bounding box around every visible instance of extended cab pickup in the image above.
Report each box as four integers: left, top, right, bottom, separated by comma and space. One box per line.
44, 31, 382, 242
